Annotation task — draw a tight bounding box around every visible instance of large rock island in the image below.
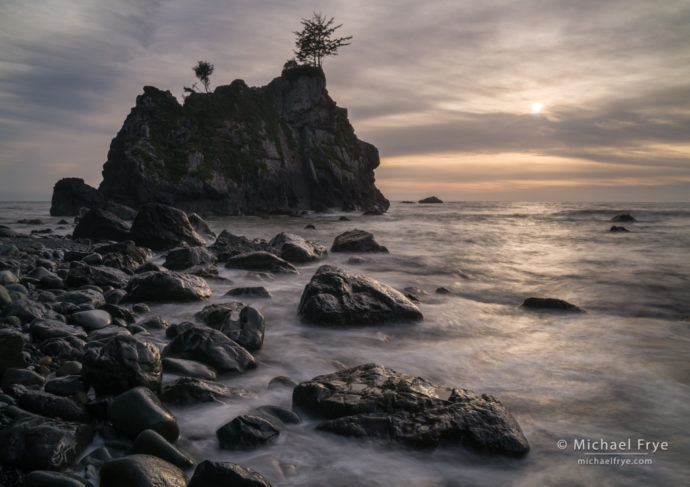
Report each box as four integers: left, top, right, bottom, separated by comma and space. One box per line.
51, 66, 389, 216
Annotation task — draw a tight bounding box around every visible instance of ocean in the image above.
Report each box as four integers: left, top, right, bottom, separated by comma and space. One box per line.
1, 201, 689, 486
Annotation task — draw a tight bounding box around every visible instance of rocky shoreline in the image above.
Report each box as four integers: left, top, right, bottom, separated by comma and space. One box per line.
0, 203, 530, 486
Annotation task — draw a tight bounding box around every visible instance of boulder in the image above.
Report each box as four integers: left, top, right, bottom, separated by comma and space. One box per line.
298, 265, 423, 325
126, 271, 211, 302
162, 327, 255, 374
101, 303, 136, 324
30, 319, 87, 341
611, 213, 636, 222
521, 297, 583, 312
331, 229, 388, 253
225, 287, 272, 299
50, 178, 103, 216
65, 261, 130, 289
162, 357, 217, 380
269, 232, 326, 263
44, 375, 89, 396
210, 231, 272, 261
0, 406, 94, 470
70, 309, 112, 331
134, 429, 194, 469
100, 454, 187, 487
57, 289, 105, 307
216, 415, 280, 450
129, 203, 205, 251
195, 302, 244, 328
97, 241, 152, 272
109, 387, 179, 442
0, 329, 26, 375
225, 251, 297, 274
188, 460, 273, 487
161, 377, 242, 405
164, 246, 216, 271
293, 363, 529, 455
418, 196, 443, 204
16, 390, 90, 422
39, 336, 86, 361
73, 209, 130, 241
81, 334, 162, 395
220, 306, 265, 351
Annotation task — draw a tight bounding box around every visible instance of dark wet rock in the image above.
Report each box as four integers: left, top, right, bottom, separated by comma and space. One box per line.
612, 213, 636, 222
269, 232, 326, 263
610, 225, 630, 232
293, 363, 529, 455
27, 267, 65, 289
162, 327, 255, 373
210, 231, 272, 262
73, 208, 131, 241
0, 329, 26, 374
522, 297, 583, 312
30, 319, 87, 341
130, 203, 205, 251
0, 406, 94, 470
188, 213, 216, 240
298, 265, 423, 325
17, 389, 90, 422
220, 306, 265, 351
418, 196, 443, 204
186, 263, 221, 278
126, 271, 211, 302
100, 454, 187, 487
331, 229, 388, 253
225, 251, 297, 274
50, 178, 104, 216
133, 302, 151, 313
161, 377, 243, 405
164, 246, 216, 271
1, 299, 51, 324
56, 361, 83, 377
134, 429, 194, 469
104, 288, 127, 305
162, 357, 217, 380
82, 253, 103, 265
401, 200, 415, 204
109, 386, 179, 441
65, 261, 129, 289
225, 287, 272, 299
39, 336, 86, 361
137, 315, 168, 331
304, 224, 316, 230
253, 405, 301, 425
57, 289, 105, 307
188, 460, 273, 487
216, 415, 280, 450
338, 216, 350, 221
45, 375, 89, 396
70, 309, 112, 331
101, 303, 135, 324
195, 302, 244, 328
97, 241, 152, 273
82, 334, 162, 395
268, 376, 297, 390
435, 287, 451, 294
1, 368, 45, 390
164, 321, 199, 339
25, 470, 94, 487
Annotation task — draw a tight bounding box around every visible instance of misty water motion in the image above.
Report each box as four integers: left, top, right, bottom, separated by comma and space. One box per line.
1, 201, 688, 486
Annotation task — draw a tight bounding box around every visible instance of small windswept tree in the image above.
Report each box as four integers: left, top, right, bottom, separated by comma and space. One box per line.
192, 60, 214, 94
294, 12, 352, 69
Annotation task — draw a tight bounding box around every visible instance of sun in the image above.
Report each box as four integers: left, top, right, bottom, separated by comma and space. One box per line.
531, 102, 543, 114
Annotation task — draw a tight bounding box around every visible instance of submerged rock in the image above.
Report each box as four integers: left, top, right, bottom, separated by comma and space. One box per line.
331, 229, 388, 253
220, 306, 265, 351
522, 297, 583, 312
126, 271, 212, 302
188, 460, 273, 487
161, 377, 242, 405
100, 454, 187, 487
298, 265, 423, 325
129, 203, 205, 251
293, 363, 529, 455
216, 415, 280, 450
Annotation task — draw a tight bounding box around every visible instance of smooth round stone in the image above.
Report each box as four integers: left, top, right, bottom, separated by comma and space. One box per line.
0, 270, 19, 285
71, 309, 112, 331
108, 386, 179, 442
82, 253, 103, 265
100, 454, 186, 487
134, 429, 195, 469
57, 360, 83, 376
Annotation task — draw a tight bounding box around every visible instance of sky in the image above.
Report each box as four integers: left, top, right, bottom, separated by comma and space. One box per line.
1, 0, 689, 202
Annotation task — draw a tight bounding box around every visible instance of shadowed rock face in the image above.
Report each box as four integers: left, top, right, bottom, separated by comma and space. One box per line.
81, 68, 388, 215
293, 363, 530, 455
298, 265, 423, 325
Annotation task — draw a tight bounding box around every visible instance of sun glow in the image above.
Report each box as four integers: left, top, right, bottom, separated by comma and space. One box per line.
531, 102, 543, 114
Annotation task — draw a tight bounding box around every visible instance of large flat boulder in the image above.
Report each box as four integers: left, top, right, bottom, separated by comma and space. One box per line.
298, 265, 423, 325
293, 363, 529, 455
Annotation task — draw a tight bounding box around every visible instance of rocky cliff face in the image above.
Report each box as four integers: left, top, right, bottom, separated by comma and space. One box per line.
73, 67, 388, 215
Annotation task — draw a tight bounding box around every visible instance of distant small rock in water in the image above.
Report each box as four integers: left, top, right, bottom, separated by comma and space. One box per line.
338, 216, 350, 221
400, 201, 415, 204
610, 226, 630, 232
435, 287, 451, 294
612, 213, 636, 222
522, 297, 583, 312
418, 196, 443, 204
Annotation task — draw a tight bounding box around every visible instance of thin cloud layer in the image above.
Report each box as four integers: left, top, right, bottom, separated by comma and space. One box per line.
0, 0, 688, 200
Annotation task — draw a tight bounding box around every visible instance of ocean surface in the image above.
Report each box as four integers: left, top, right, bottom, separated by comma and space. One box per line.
2, 201, 689, 486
